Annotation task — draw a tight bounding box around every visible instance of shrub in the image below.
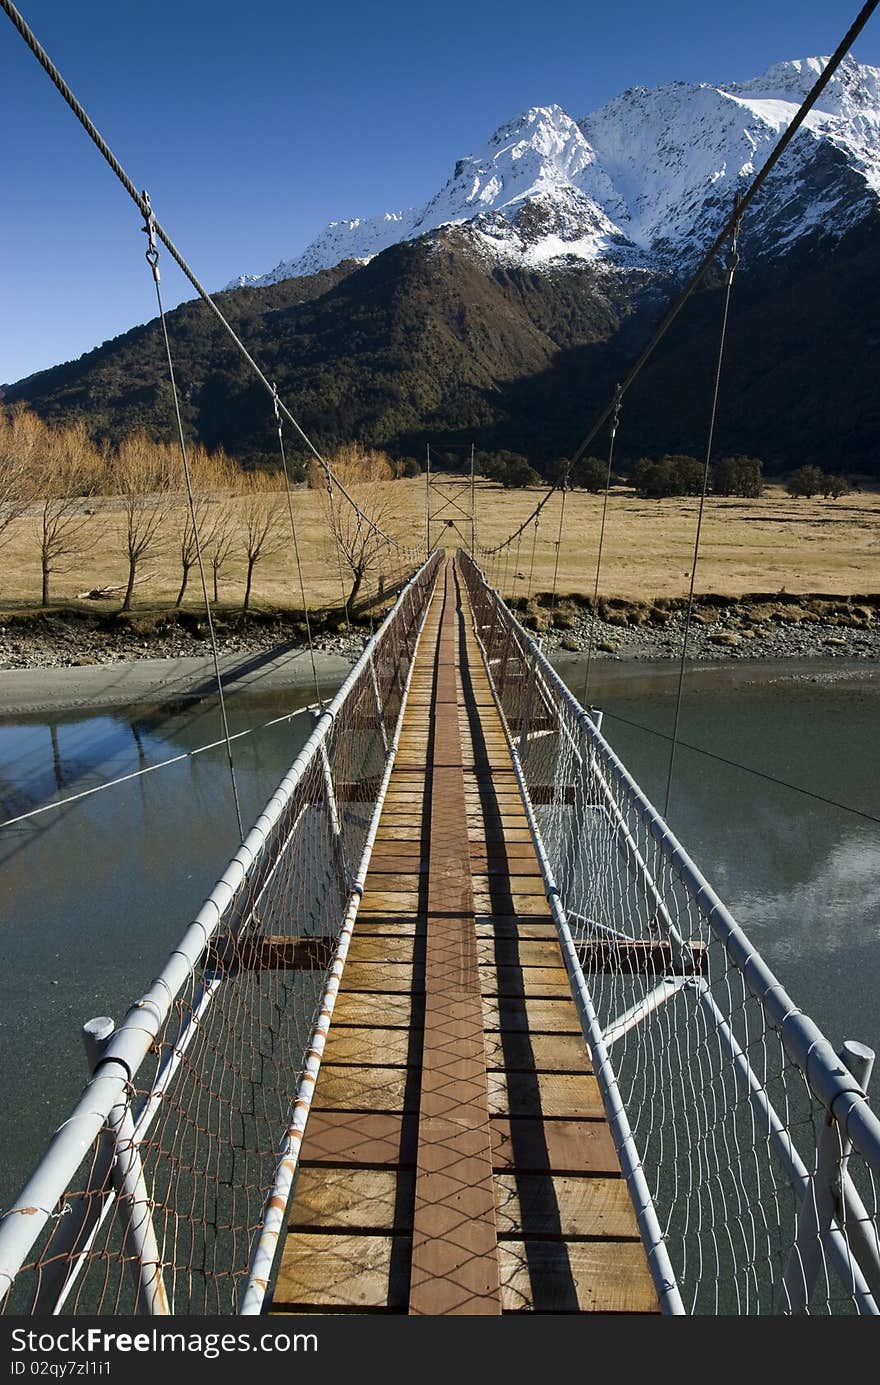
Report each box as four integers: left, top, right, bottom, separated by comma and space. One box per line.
713, 455, 764, 497
632, 454, 704, 498
823, 474, 851, 499
502, 457, 541, 488
571, 456, 608, 492
786, 465, 825, 498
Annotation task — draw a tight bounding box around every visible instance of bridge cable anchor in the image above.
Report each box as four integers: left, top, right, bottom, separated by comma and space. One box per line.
141, 189, 160, 282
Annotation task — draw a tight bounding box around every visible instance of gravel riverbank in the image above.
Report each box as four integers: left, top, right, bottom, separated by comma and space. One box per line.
537, 603, 880, 662
0, 593, 877, 717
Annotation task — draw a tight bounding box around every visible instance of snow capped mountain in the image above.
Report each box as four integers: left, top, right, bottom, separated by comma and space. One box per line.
228, 55, 880, 289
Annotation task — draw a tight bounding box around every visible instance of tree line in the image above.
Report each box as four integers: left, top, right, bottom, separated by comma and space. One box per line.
471, 447, 854, 500
0, 409, 410, 613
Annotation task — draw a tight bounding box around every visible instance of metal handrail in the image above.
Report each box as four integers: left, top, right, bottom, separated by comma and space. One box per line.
0, 550, 442, 1309
458, 549, 880, 1313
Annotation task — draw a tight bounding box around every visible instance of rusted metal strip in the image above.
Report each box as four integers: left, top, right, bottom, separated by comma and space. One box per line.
204, 935, 335, 974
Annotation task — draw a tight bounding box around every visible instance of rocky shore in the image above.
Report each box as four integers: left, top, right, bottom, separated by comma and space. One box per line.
525, 593, 880, 662
0, 593, 878, 675
0, 609, 366, 672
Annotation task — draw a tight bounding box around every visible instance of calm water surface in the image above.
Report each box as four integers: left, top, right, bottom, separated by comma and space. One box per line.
0, 657, 878, 1210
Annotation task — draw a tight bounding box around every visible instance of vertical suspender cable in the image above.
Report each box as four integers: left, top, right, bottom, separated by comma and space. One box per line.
272, 384, 323, 708
510, 529, 524, 605
142, 198, 243, 839
470, 442, 476, 554
549, 484, 568, 615
664, 211, 741, 817
526, 515, 539, 601
581, 387, 621, 708
326, 476, 352, 632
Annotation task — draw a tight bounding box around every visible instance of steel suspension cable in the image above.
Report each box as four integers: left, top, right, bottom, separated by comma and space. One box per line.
0, 0, 417, 558
272, 385, 322, 707
143, 204, 244, 838
581, 387, 621, 708
664, 211, 741, 818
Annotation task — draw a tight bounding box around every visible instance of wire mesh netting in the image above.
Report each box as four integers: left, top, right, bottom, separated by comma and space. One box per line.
460, 550, 880, 1316
0, 552, 441, 1316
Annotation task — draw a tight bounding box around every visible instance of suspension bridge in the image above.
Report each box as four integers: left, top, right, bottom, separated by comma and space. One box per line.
1, 0, 880, 1318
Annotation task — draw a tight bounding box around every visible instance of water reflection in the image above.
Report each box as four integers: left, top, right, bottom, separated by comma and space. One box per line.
0, 656, 878, 1219
0, 679, 336, 1209
553, 656, 880, 1062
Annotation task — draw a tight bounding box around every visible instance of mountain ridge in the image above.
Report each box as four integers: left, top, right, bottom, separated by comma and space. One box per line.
5, 56, 879, 479
228, 55, 880, 287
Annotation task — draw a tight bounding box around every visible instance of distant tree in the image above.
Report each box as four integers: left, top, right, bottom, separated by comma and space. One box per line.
713, 455, 764, 498
175, 496, 217, 607
0, 406, 38, 556
308, 443, 395, 487
633, 454, 704, 499
114, 435, 175, 612
502, 457, 541, 488
207, 502, 238, 604
172, 447, 235, 606
325, 482, 399, 612
786, 465, 825, 498
666, 455, 704, 495
823, 474, 851, 499
571, 456, 608, 492
241, 482, 285, 612
35, 427, 94, 605
478, 454, 508, 484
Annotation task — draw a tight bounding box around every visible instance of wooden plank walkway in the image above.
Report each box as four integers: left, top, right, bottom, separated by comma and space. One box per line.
271, 555, 658, 1315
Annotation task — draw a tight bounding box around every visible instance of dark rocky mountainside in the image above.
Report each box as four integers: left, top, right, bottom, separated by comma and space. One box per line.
6, 216, 879, 477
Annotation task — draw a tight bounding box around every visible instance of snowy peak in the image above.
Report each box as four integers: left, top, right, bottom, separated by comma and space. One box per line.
406, 104, 615, 250
228, 55, 880, 289
721, 55, 880, 114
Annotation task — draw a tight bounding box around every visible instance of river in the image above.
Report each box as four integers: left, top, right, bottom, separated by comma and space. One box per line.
0, 656, 878, 1213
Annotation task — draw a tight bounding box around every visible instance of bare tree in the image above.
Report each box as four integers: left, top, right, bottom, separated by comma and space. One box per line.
174, 447, 242, 606
325, 484, 399, 612
175, 495, 217, 606
114, 435, 175, 612
34, 423, 94, 605
208, 501, 238, 603
0, 406, 38, 554
241, 481, 284, 611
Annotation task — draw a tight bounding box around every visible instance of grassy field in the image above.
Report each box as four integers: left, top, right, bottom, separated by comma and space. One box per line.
1, 476, 878, 618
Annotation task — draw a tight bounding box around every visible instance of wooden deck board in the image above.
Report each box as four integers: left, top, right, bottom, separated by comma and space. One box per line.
271, 555, 657, 1318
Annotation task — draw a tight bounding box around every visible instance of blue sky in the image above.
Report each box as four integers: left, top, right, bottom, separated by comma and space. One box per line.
2, 0, 878, 383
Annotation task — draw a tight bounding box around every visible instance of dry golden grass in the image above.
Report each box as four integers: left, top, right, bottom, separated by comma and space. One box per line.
0, 481, 423, 615
472, 480, 880, 602
0, 476, 877, 615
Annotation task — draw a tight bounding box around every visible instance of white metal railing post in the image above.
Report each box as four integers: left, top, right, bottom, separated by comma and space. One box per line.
81, 1018, 170, 1315
319, 740, 343, 840
780, 1040, 877, 1314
